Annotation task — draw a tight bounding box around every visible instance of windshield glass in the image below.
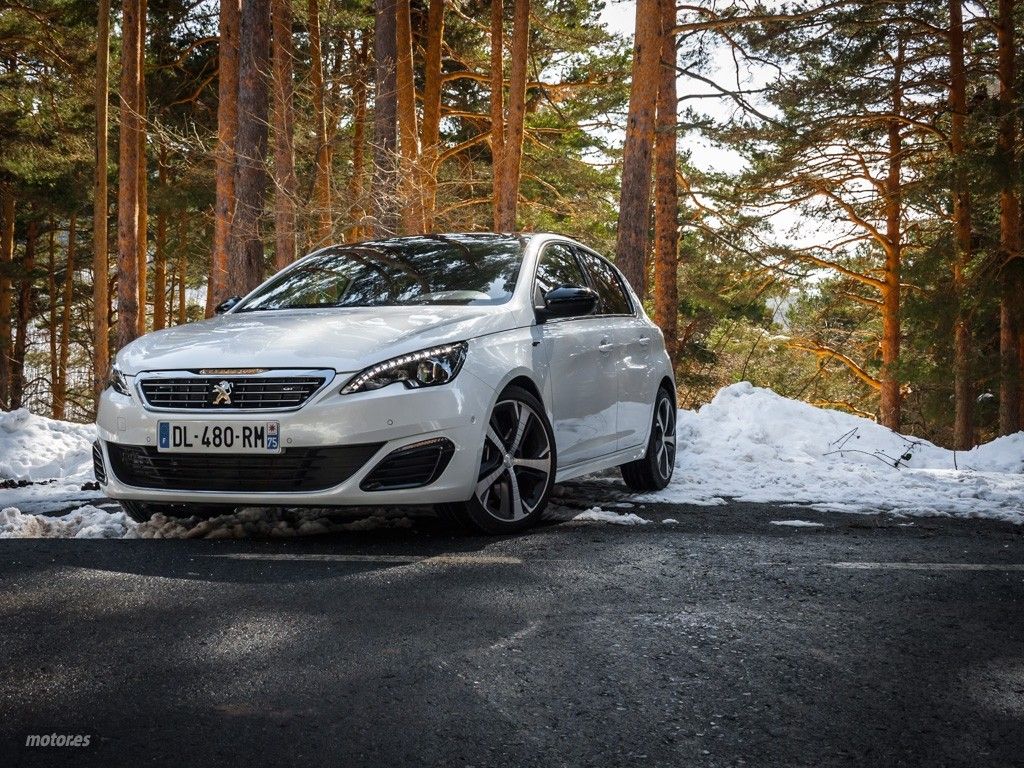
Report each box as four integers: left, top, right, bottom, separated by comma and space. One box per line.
236, 235, 525, 311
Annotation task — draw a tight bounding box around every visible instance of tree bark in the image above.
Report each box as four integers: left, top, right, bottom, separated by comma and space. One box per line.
489, 0, 505, 231
48, 224, 58, 416
371, 0, 399, 237
420, 0, 444, 232
272, 0, 297, 269
176, 209, 187, 324
55, 214, 76, 420
615, 0, 661, 295
653, 0, 678, 365
153, 145, 168, 330
879, 44, 904, 432
93, 0, 110, 402
228, 0, 272, 296
0, 189, 13, 408
495, 0, 528, 231
308, 0, 333, 246
11, 218, 36, 410
949, 0, 974, 448
116, 0, 141, 350
209, 0, 239, 315
346, 32, 369, 241
997, 0, 1021, 435
396, 0, 422, 234
136, 0, 148, 336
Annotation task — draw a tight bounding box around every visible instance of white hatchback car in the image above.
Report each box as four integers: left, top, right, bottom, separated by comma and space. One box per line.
95, 233, 676, 533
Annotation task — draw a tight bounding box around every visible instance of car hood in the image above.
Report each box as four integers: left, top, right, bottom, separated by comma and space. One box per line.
116, 305, 525, 374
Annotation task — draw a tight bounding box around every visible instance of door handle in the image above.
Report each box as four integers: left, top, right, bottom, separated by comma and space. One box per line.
638, 336, 651, 347
598, 338, 613, 354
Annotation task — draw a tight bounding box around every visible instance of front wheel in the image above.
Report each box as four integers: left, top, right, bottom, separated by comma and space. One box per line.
620, 387, 676, 492
436, 385, 556, 534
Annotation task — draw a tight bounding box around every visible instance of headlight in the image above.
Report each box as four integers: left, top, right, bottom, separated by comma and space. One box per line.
341, 342, 468, 395
108, 364, 131, 396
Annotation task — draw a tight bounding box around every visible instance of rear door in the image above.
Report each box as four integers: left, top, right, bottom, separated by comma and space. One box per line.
534, 242, 620, 466
574, 249, 655, 452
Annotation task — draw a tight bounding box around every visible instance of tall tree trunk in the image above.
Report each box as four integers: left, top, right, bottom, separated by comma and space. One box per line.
272, 0, 297, 269
11, 218, 36, 410
153, 145, 168, 330
496, 0, 528, 231
420, 0, 444, 232
55, 214, 76, 420
396, 0, 422, 234
949, 0, 974, 448
176, 209, 187, 324
372, 0, 399, 237
47, 223, 58, 415
136, 0, 148, 336
209, 0, 240, 315
879, 44, 904, 432
116, 0, 142, 350
93, 0, 110, 402
347, 32, 369, 241
997, 0, 1021, 435
615, 0, 660, 295
308, 0, 332, 246
0, 190, 13, 408
228, 0, 272, 296
489, 0, 505, 230
653, 0, 678, 365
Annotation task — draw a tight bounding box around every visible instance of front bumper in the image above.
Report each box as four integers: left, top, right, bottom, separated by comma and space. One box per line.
95, 372, 494, 506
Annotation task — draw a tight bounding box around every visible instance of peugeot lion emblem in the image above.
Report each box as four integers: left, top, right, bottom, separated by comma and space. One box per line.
212, 380, 233, 406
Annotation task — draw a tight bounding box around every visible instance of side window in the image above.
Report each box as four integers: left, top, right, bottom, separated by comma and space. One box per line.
534, 243, 588, 306
576, 251, 633, 315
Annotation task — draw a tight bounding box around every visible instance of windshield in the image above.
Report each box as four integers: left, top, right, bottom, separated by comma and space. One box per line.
236, 235, 525, 311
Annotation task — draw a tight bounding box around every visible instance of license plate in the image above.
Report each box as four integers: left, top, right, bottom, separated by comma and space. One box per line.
157, 421, 281, 454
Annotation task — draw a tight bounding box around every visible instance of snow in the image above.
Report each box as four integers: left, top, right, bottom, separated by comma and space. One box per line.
641, 382, 1024, 524
2, 382, 1023, 538
0, 409, 95, 484
573, 507, 651, 525
770, 519, 825, 528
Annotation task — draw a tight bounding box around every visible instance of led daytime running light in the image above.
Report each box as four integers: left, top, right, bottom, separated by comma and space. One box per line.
341, 342, 467, 395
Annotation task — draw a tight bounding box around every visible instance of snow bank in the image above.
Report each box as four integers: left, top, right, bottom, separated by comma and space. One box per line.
644, 382, 1024, 523
0, 409, 95, 483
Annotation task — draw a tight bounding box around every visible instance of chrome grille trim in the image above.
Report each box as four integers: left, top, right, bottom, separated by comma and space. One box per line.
135, 369, 336, 412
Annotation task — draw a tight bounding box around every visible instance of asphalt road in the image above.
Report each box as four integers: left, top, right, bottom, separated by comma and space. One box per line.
1, 492, 1023, 768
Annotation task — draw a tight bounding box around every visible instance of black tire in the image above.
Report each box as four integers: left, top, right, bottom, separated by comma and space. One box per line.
118, 500, 158, 523
620, 386, 677, 492
436, 384, 556, 534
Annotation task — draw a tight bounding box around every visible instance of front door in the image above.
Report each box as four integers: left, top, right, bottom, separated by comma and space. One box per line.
534, 243, 620, 466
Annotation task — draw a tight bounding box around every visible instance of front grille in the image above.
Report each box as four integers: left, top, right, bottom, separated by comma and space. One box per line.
138, 375, 327, 410
106, 443, 383, 493
92, 442, 107, 484
360, 438, 455, 491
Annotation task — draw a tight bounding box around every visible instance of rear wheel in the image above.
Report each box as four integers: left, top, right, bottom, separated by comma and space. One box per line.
620, 387, 676, 492
436, 385, 556, 534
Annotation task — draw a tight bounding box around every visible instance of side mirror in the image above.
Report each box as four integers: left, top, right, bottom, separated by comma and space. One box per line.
215, 296, 242, 314
536, 285, 598, 321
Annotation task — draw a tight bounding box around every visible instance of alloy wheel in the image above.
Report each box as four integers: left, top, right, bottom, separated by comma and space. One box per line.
475, 399, 553, 522
653, 396, 676, 481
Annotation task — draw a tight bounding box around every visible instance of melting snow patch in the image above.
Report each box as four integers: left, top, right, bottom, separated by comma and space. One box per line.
0, 505, 134, 539
573, 507, 650, 525
770, 519, 825, 528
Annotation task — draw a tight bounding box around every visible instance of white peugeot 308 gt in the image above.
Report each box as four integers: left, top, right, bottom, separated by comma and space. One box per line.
95, 233, 676, 533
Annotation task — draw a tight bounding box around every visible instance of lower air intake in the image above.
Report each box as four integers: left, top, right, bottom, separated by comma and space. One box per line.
106, 443, 383, 493
360, 438, 455, 491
